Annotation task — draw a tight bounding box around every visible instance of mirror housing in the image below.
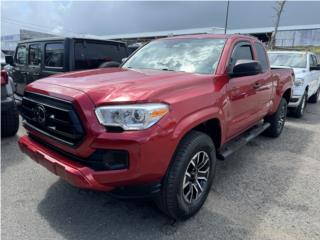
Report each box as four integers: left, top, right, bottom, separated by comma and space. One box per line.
5, 55, 14, 66
310, 64, 320, 71
229, 60, 263, 78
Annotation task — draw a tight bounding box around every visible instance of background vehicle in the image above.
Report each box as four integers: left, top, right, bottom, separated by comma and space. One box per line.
1, 70, 19, 137
1, 52, 7, 68
18, 34, 293, 220
5, 37, 129, 104
268, 51, 320, 117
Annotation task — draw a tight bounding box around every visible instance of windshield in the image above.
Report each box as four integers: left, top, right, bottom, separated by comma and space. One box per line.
268, 52, 307, 68
123, 38, 226, 74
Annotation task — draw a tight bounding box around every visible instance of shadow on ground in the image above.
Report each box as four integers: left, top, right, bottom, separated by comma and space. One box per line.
36, 122, 316, 240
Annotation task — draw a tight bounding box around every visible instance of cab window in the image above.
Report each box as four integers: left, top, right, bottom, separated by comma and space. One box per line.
254, 43, 269, 72
229, 42, 253, 70
15, 45, 27, 65
29, 44, 41, 66
45, 43, 64, 68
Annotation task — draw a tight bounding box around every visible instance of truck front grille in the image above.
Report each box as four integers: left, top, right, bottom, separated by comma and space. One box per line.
21, 92, 85, 147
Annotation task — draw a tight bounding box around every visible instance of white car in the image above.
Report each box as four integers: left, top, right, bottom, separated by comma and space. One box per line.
268, 51, 320, 118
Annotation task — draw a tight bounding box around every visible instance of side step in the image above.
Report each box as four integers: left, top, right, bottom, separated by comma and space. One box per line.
217, 122, 270, 160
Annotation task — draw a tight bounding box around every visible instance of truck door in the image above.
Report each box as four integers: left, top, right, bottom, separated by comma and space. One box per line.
252, 42, 273, 116
309, 54, 320, 95
11, 44, 28, 97
28, 43, 42, 83
226, 41, 266, 140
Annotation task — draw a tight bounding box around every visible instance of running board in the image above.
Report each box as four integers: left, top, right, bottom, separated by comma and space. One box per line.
217, 122, 270, 160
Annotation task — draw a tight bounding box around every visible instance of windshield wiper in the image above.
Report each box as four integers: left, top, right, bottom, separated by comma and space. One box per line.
161, 68, 175, 71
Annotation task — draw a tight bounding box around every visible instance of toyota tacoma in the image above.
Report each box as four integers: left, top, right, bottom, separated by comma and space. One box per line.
18, 34, 293, 220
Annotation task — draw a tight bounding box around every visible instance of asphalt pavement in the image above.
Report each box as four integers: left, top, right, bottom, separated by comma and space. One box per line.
2, 103, 320, 240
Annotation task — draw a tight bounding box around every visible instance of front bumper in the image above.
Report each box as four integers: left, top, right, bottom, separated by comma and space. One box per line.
19, 135, 114, 191
288, 95, 302, 108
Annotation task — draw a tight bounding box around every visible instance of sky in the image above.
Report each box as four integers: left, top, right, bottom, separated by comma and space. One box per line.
1, 1, 320, 37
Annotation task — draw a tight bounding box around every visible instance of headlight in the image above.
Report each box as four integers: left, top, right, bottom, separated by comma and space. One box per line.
294, 78, 304, 87
95, 103, 169, 130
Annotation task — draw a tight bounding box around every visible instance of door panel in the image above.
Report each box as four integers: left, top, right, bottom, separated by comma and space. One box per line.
226, 74, 265, 139
226, 41, 272, 140
11, 44, 28, 96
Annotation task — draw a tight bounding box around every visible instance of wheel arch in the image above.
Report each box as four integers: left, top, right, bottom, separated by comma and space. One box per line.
172, 109, 223, 150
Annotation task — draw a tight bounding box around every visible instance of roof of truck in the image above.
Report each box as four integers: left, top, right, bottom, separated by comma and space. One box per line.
17, 37, 126, 45
160, 33, 259, 41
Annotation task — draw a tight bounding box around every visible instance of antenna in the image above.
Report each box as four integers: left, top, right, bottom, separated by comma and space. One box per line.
224, 0, 230, 34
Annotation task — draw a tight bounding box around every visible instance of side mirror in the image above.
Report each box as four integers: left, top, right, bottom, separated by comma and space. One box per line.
310, 64, 320, 71
121, 58, 128, 63
229, 60, 263, 78
5, 55, 14, 66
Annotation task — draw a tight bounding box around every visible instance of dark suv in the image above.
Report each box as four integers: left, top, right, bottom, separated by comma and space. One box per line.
5, 37, 129, 104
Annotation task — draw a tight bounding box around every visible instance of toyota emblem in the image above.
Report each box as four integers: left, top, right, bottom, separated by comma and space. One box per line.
33, 104, 46, 125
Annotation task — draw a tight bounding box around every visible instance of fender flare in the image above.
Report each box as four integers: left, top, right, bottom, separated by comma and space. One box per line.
171, 106, 224, 146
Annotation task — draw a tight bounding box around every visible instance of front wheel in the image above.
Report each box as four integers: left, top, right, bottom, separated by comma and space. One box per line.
263, 98, 287, 138
156, 131, 216, 220
292, 92, 307, 118
308, 87, 320, 103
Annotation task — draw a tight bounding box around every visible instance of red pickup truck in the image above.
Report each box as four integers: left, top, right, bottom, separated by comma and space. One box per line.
18, 34, 293, 220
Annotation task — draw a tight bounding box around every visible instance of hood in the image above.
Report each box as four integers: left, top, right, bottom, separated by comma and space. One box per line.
34, 68, 212, 105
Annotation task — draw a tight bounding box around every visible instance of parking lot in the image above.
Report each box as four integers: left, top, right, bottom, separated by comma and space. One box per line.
1, 103, 320, 240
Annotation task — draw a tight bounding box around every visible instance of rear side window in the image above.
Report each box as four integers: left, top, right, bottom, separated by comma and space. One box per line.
74, 41, 127, 70
29, 44, 41, 65
45, 43, 64, 68
15, 45, 27, 65
254, 43, 269, 72
310, 55, 317, 67
312, 55, 318, 65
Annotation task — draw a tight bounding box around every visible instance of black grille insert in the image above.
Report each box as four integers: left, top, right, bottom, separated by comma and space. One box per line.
21, 92, 85, 146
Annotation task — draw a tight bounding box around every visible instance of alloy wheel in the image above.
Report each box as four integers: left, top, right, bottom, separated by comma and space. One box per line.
277, 103, 287, 132
182, 151, 210, 204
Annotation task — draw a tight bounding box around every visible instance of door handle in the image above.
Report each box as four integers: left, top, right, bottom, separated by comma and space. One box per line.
253, 81, 262, 89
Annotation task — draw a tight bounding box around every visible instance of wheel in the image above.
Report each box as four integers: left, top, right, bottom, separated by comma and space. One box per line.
1, 110, 19, 137
292, 91, 307, 118
263, 98, 287, 138
156, 131, 216, 220
308, 87, 320, 103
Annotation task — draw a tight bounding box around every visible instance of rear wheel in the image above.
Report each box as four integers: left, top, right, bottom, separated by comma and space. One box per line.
308, 87, 320, 103
263, 98, 287, 138
1, 110, 19, 137
292, 91, 307, 118
156, 131, 216, 220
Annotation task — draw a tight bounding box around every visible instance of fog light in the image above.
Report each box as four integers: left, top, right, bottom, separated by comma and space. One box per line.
101, 150, 129, 170
90, 150, 129, 170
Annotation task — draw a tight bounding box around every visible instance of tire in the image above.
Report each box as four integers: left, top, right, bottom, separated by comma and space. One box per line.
156, 131, 216, 220
263, 98, 287, 138
308, 87, 320, 103
1, 110, 19, 137
292, 91, 307, 118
